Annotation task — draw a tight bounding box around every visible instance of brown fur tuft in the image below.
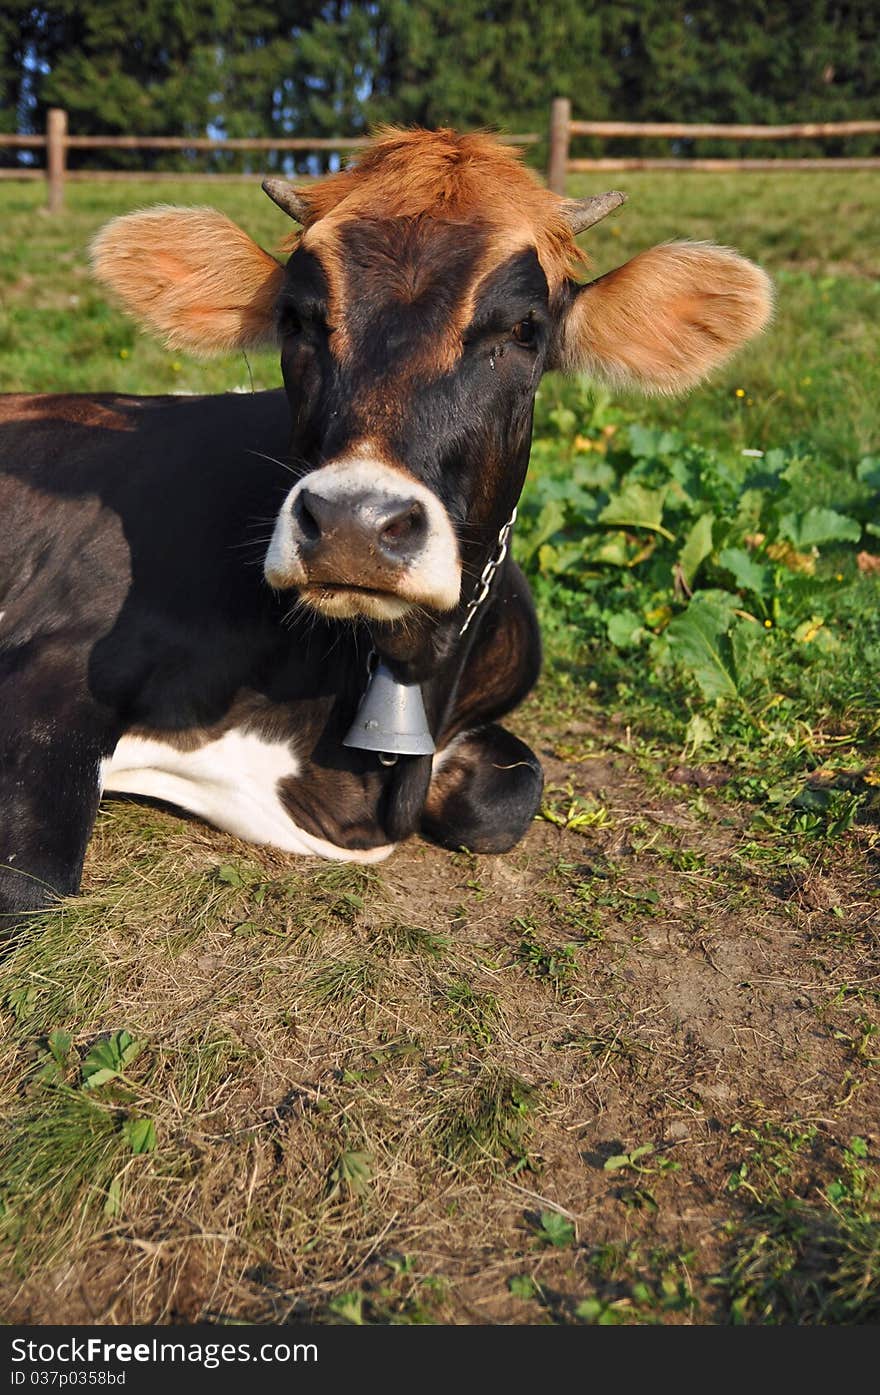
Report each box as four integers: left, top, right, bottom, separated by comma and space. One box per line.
278, 127, 587, 290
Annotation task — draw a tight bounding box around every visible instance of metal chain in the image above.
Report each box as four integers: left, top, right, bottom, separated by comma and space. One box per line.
458, 505, 518, 637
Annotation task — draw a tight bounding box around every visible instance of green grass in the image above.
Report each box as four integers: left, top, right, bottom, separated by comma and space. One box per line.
1, 171, 879, 1325
426, 1066, 537, 1168
722, 1128, 880, 1324
1, 1087, 140, 1268
567, 170, 880, 468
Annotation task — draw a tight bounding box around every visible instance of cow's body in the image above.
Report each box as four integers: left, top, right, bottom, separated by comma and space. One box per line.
0, 128, 771, 917
0, 388, 541, 913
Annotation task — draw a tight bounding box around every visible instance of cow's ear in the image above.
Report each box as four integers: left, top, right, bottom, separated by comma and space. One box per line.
90, 207, 285, 355
554, 242, 772, 393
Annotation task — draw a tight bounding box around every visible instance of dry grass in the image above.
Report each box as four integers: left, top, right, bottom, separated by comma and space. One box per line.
1, 738, 878, 1325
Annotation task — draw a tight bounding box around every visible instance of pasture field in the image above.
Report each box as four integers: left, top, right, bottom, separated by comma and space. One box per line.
0, 171, 878, 1325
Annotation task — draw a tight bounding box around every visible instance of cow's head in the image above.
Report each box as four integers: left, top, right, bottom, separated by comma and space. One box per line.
92, 129, 772, 657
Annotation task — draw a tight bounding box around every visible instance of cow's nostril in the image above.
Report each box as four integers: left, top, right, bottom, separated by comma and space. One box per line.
292, 487, 430, 569
293, 490, 322, 543
379, 502, 427, 553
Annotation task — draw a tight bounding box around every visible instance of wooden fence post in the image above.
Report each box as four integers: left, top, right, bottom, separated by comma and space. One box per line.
547, 97, 571, 194
46, 107, 67, 213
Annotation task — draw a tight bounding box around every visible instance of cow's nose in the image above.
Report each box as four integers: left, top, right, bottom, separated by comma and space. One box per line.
294, 488, 428, 564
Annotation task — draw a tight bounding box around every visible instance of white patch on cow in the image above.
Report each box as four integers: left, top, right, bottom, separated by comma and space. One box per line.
264, 442, 461, 616
0, 610, 5, 627
100, 729, 395, 863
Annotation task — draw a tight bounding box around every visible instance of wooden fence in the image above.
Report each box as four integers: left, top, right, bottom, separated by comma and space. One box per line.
546, 97, 880, 190
1, 100, 878, 211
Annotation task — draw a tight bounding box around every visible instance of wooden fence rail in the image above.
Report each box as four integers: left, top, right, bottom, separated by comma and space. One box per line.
569, 118, 880, 140
1, 101, 877, 210
546, 96, 880, 190
568, 157, 880, 172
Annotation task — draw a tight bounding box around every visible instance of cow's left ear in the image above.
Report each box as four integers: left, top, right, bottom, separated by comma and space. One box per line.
90, 207, 285, 355
553, 242, 773, 393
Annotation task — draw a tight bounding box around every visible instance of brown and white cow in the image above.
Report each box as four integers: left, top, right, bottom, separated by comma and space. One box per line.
0, 128, 771, 916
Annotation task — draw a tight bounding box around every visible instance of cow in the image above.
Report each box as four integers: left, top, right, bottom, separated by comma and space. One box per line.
0, 128, 772, 918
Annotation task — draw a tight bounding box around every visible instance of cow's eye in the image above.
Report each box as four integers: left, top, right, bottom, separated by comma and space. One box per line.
511, 315, 537, 348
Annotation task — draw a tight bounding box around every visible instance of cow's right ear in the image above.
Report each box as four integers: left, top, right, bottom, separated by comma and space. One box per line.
90, 207, 285, 355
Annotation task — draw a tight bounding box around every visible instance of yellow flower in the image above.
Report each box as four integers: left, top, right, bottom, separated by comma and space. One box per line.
835, 573, 844, 582
119, 348, 129, 359
735, 388, 745, 398
171, 361, 182, 372
764, 619, 773, 629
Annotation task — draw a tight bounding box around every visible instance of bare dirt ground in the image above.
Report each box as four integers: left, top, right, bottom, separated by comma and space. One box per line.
1, 701, 878, 1325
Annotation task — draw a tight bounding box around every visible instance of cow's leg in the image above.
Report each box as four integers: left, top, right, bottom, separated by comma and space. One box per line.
0, 651, 111, 920
421, 561, 543, 852
421, 721, 543, 853
0, 731, 105, 919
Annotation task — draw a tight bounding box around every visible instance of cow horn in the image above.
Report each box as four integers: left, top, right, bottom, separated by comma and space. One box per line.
261, 177, 311, 225
561, 190, 627, 235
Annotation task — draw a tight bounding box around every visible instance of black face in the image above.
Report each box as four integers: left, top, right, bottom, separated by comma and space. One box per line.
264, 219, 555, 646
279, 221, 551, 522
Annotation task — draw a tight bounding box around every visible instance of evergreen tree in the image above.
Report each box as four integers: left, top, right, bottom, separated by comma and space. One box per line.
0, 7, 48, 154
1, 2, 876, 164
